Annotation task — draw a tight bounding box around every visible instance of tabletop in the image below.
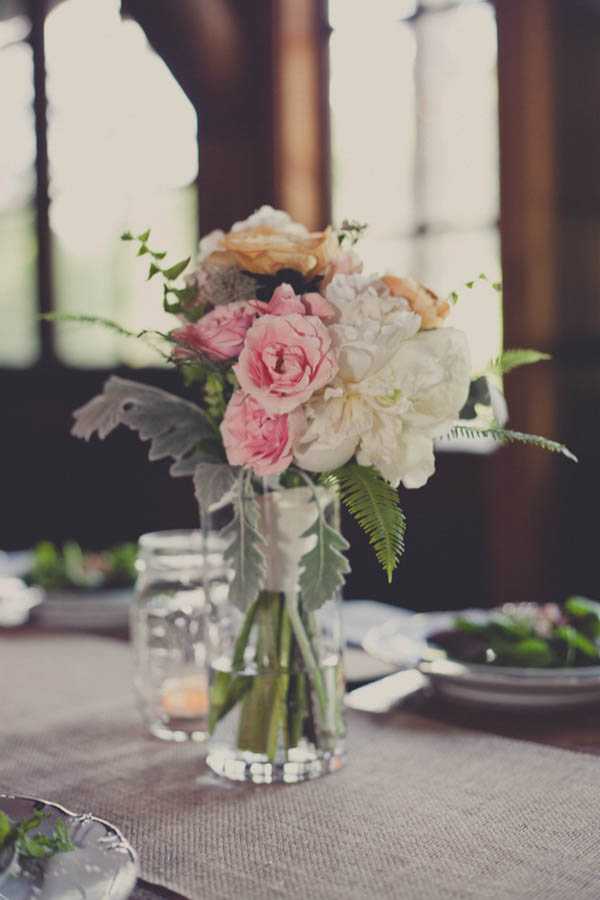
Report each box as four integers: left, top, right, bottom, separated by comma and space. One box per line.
2, 627, 600, 900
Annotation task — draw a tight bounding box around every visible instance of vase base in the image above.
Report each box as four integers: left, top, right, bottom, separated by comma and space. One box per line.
205, 743, 345, 784
149, 723, 209, 743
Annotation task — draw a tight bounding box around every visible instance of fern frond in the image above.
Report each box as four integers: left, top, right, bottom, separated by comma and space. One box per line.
323, 464, 406, 582
482, 349, 551, 377
442, 425, 577, 462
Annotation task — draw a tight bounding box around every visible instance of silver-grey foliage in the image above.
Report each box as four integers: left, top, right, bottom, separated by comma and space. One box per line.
221, 471, 267, 612
298, 511, 350, 610
71, 376, 218, 476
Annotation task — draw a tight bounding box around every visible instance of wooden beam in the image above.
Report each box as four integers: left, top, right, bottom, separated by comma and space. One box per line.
488, 0, 560, 605
271, 0, 331, 229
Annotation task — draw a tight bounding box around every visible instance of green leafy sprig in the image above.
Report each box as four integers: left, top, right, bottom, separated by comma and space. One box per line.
121, 229, 203, 320
322, 464, 406, 582
448, 272, 502, 306
0, 809, 74, 861
337, 218, 368, 247
121, 228, 190, 282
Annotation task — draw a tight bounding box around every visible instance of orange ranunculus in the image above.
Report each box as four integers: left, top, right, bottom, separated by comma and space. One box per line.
381, 275, 451, 330
204, 225, 340, 279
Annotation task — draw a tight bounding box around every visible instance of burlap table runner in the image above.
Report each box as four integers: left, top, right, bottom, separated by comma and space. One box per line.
1, 632, 599, 900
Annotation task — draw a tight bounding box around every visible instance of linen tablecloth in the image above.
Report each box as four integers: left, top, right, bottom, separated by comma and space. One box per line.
1, 631, 599, 900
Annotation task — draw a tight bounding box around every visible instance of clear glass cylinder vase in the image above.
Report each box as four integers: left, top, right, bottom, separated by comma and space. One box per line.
205, 479, 347, 783
131, 529, 229, 742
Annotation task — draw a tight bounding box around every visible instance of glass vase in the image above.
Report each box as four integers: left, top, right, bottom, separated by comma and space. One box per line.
205, 480, 346, 783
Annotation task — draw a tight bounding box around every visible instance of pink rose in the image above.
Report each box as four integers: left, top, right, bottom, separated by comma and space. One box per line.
249, 283, 337, 323
171, 301, 256, 362
234, 312, 338, 414
220, 391, 295, 475
300, 291, 337, 322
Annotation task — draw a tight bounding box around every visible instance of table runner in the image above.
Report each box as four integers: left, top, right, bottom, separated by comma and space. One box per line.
1, 632, 599, 900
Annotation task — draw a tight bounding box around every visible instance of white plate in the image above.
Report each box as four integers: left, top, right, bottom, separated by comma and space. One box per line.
363, 609, 600, 710
29, 589, 133, 630
0, 795, 138, 899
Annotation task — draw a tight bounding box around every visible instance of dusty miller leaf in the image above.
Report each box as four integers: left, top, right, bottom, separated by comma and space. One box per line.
193, 464, 239, 518
298, 511, 350, 611
71, 376, 220, 476
221, 472, 266, 612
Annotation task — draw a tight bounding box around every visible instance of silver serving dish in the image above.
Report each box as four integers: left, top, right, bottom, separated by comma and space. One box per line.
0, 795, 138, 899
362, 609, 600, 710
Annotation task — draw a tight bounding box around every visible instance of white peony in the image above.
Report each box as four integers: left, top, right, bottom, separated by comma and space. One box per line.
294, 326, 471, 489
325, 273, 421, 382
198, 228, 226, 264
230, 205, 308, 236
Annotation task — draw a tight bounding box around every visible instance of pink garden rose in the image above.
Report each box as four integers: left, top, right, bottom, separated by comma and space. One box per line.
234, 312, 338, 414
220, 391, 296, 475
171, 301, 256, 362
249, 283, 337, 323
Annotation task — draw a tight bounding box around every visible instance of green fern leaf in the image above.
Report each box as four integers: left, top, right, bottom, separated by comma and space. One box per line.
483, 349, 551, 377
324, 465, 406, 582
442, 425, 577, 462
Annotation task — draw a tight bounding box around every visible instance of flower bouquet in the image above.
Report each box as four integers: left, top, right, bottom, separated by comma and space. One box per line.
67, 206, 575, 782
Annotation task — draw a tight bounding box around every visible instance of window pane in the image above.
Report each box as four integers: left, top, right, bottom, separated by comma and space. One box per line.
351, 228, 501, 371
415, 3, 499, 228
329, 0, 502, 365
45, 0, 199, 367
0, 19, 39, 366
414, 228, 502, 370
329, 1, 417, 237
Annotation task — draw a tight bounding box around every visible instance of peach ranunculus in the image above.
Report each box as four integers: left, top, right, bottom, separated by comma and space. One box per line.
249, 283, 337, 323
171, 301, 257, 363
381, 275, 451, 330
233, 313, 338, 414
200, 210, 341, 279
220, 391, 297, 476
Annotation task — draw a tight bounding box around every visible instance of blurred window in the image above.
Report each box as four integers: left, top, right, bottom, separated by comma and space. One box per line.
329, 0, 501, 369
0, 5, 38, 365
0, 0, 198, 368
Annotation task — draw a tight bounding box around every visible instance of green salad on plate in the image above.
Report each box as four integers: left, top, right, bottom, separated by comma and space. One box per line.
429, 597, 600, 668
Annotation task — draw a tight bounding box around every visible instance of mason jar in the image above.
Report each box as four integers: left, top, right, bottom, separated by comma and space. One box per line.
205, 480, 347, 783
131, 529, 229, 742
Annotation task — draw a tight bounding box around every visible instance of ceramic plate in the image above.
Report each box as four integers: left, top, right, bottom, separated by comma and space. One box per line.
363, 609, 600, 710
0, 795, 138, 899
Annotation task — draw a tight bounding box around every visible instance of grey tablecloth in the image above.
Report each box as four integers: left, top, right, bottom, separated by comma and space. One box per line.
1, 631, 599, 900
